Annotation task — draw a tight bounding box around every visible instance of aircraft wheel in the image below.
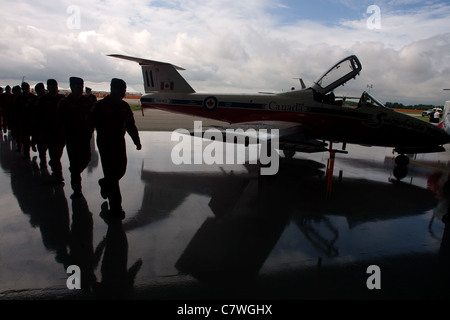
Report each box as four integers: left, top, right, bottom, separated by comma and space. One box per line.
393, 165, 408, 180
395, 154, 409, 167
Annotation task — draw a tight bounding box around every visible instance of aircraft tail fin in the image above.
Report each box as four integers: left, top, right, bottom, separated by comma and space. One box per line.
108, 54, 195, 94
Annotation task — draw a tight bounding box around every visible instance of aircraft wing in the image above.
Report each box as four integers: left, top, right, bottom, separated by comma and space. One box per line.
189, 121, 330, 154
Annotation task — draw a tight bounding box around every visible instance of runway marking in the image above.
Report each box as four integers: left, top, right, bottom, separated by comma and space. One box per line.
409, 160, 450, 174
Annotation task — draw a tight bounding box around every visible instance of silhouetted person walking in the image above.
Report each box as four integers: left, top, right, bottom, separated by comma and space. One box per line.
29, 82, 46, 153
0, 85, 12, 134
9, 85, 22, 152
16, 82, 37, 159
85, 87, 97, 103
89, 78, 141, 219
36, 79, 65, 180
58, 77, 94, 198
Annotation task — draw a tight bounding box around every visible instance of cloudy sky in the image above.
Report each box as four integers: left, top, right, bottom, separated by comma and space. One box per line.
1, 0, 450, 105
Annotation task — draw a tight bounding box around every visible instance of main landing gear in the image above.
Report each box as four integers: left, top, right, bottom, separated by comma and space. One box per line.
393, 153, 410, 180
325, 142, 348, 198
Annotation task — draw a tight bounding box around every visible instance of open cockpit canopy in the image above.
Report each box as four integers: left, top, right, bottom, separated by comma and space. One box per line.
312, 55, 362, 95
358, 91, 388, 109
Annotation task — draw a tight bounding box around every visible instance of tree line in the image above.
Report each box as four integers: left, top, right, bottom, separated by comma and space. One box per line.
384, 102, 443, 110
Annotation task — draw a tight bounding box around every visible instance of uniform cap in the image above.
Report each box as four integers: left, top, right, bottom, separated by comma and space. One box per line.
111, 78, 126, 90
70, 77, 84, 86
47, 79, 57, 86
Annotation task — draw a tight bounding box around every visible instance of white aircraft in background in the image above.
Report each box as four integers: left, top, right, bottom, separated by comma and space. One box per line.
109, 54, 450, 175
441, 89, 450, 135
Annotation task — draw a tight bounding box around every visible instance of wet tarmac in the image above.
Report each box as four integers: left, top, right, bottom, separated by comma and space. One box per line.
0, 128, 449, 303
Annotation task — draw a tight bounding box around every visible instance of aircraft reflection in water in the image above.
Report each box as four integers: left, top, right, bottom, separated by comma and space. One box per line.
0, 134, 142, 299
134, 155, 450, 291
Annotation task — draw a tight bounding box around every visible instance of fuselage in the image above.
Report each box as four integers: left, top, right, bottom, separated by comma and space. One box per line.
141, 89, 450, 153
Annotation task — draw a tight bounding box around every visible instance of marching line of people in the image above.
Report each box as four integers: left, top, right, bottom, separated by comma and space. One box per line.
0, 77, 142, 219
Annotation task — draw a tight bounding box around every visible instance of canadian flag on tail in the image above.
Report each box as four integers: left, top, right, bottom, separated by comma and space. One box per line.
160, 81, 174, 90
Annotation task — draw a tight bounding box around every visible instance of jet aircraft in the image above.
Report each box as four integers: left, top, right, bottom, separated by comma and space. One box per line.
109, 54, 450, 175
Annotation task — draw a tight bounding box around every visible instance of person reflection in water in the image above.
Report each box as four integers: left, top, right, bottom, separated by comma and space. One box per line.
1, 133, 71, 271
93, 202, 143, 298
67, 195, 96, 294
88, 78, 141, 219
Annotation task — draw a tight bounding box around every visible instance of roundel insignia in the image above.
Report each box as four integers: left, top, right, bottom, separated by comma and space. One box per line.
203, 96, 218, 111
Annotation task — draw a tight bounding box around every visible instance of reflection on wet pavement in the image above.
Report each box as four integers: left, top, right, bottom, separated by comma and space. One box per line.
0, 131, 449, 300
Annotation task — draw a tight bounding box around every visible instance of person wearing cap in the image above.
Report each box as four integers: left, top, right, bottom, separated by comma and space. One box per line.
28, 82, 46, 153
89, 78, 141, 219
8, 85, 22, 148
0, 85, 13, 134
35, 79, 66, 179
58, 77, 94, 199
14, 82, 37, 159
85, 87, 97, 103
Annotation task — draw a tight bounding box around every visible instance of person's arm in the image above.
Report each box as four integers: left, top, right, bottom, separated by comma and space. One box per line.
124, 103, 141, 150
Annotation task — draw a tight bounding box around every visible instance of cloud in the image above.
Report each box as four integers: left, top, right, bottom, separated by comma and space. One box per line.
0, 0, 449, 104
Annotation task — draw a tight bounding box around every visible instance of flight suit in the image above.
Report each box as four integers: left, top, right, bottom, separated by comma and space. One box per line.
89, 95, 141, 214
15, 91, 37, 158
58, 94, 94, 194
8, 87, 23, 150
0, 90, 12, 133
36, 92, 66, 177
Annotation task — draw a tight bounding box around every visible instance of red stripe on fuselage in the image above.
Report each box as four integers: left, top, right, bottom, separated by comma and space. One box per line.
142, 102, 443, 148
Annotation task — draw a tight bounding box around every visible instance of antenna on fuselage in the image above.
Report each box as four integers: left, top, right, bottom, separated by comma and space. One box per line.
293, 78, 306, 89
